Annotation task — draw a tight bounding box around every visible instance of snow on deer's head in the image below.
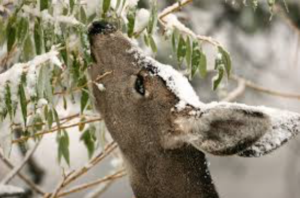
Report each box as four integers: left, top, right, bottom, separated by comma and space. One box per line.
88, 20, 300, 158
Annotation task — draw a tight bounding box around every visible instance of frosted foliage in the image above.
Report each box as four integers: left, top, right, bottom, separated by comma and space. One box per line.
239, 106, 300, 157
134, 9, 150, 32
127, 48, 204, 110
0, 47, 60, 116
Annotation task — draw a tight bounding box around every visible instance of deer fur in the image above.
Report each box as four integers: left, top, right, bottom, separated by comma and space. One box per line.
88, 21, 300, 198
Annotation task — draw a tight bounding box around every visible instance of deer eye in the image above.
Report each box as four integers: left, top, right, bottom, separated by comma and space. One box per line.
134, 75, 145, 96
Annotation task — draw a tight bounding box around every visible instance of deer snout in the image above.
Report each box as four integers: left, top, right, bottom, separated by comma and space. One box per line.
88, 20, 117, 37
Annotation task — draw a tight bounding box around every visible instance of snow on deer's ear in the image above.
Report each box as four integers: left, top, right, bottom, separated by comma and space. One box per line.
173, 102, 271, 155
238, 107, 300, 157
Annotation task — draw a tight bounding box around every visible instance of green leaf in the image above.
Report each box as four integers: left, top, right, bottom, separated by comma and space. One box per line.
19, 83, 27, 126
171, 30, 178, 53
127, 9, 136, 37
53, 109, 61, 133
80, 89, 89, 113
5, 85, 13, 120
217, 46, 232, 77
44, 107, 53, 129
148, 34, 157, 53
102, 0, 111, 16
70, 0, 75, 13
143, 34, 149, 46
185, 36, 191, 68
80, 126, 96, 159
80, 6, 87, 23
147, 1, 158, 35
34, 19, 43, 55
57, 130, 70, 165
198, 51, 207, 78
17, 17, 29, 45
40, 0, 49, 11
31, 114, 43, 132
23, 35, 34, 61
177, 35, 186, 63
7, 20, 16, 52
37, 65, 53, 103
212, 64, 225, 90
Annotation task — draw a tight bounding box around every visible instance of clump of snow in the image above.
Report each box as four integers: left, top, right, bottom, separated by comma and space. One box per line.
163, 14, 196, 38
0, 47, 61, 118
110, 156, 123, 168
127, 47, 204, 111
127, 0, 139, 8
96, 83, 106, 92
134, 8, 150, 33
0, 185, 25, 197
37, 98, 48, 108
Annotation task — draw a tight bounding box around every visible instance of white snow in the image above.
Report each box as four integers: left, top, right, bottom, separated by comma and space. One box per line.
134, 8, 150, 33
163, 14, 197, 38
127, 0, 139, 8
0, 47, 61, 116
127, 47, 204, 110
0, 185, 25, 196
96, 83, 106, 92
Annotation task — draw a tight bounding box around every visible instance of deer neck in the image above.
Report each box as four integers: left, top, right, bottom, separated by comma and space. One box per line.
121, 145, 219, 198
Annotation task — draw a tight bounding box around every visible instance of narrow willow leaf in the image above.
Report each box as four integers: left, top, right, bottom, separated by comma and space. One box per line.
70, 0, 75, 13
147, 1, 158, 35
80, 6, 87, 23
47, 108, 53, 129
191, 41, 200, 77
143, 34, 149, 46
32, 114, 43, 132
102, 0, 111, 16
212, 64, 225, 90
177, 35, 186, 63
7, 20, 16, 52
58, 130, 70, 165
80, 89, 89, 113
40, 0, 49, 11
171, 30, 177, 53
80, 126, 96, 159
53, 109, 61, 133
218, 46, 232, 77
148, 34, 157, 53
88, 13, 97, 23
34, 19, 43, 55
199, 51, 207, 78
23, 35, 34, 61
185, 36, 191, 69
127, 9, 136, 37
5, 85, 13, 120
19, 83, 27, 126
17, 17, 29, 45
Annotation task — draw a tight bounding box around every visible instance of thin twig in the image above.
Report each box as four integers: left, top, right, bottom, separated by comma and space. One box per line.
158, 0, 221, 47
231, 74, 300, 100
57, 169, 126, 198
54, 71, 112, 96
222, 77, 246, 102
83, 180, 115, 198
1, 141, 41, 184
159, 0, 194, 20
62, 142, 118, 188
12, 117, 102, 144
47, 170, 75, 198
0, 152, 46, 195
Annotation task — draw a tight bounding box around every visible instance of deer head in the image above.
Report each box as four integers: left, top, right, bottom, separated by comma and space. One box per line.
88, 21, 300, 198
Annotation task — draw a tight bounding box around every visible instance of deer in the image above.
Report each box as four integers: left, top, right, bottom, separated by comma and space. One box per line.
88, 20, 300, 198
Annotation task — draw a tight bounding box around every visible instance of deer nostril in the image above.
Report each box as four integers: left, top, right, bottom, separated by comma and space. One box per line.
88, 20, 117, 36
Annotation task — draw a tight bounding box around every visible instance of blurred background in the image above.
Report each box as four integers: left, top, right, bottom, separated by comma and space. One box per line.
1, 0, 300, 198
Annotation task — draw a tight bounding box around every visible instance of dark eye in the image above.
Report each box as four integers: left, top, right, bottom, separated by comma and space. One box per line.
134, 75, 145, 96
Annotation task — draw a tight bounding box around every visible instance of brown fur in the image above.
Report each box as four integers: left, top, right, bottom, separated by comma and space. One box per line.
89, 31, 219, 198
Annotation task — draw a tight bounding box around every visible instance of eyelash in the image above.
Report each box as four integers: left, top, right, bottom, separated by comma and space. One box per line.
134, 75, 145, 96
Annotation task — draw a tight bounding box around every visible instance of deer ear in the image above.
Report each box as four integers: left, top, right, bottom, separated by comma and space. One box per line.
174, 102, 300, 156
238, 107, 300, 157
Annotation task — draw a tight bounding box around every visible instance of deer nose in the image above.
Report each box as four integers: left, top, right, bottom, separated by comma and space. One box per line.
88, 20, 117, 36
